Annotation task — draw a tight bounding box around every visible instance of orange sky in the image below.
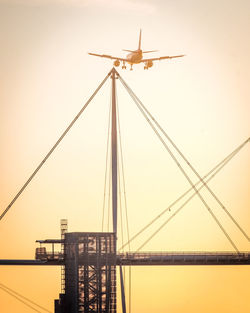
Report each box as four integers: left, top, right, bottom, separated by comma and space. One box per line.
0, 0, 249, 312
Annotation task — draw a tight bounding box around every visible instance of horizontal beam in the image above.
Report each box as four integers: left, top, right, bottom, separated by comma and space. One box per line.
1, 252, 250, 266
117, 252, 250, 266
36, 239, 63, 244
0, 260, 63, 266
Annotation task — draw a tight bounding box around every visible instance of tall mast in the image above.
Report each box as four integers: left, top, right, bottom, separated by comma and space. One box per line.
111, 68, 118, 235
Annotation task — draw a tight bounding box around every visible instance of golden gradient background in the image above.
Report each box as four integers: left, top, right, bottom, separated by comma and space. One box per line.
0, 0, 249, 312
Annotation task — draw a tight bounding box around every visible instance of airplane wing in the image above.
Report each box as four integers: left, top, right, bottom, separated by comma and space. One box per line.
141, 54, 185, 62
88, 52, 127, 62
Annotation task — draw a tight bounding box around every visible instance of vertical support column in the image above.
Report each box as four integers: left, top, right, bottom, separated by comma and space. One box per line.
120, 266, 127, 313
111, 68, 118, 313
111, 68, 118, 235
61, 219, 68, 293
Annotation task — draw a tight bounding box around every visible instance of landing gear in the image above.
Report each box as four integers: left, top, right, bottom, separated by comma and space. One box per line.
122, 61, 126, 70
144, 61, 153, 70
130, 64, 133, 71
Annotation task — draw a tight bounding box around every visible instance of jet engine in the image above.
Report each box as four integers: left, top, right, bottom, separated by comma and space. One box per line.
144, 60, 153, 70
114, 60, 120, 67
147, 60, 153, 68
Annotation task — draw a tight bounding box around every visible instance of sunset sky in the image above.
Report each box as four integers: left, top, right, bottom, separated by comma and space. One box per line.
0, 0, 249, 312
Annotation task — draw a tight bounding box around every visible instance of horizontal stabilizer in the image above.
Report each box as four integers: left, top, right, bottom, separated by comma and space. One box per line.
122, 49, 136, 53
143, 50, 158, 53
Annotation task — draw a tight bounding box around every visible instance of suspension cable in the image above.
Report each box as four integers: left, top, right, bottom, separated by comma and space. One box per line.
102, 88, 112, 231
0, 282, 52, 313
118, 76, 239, 253
116, 88, 131, 313
117, 93, 125, 248
117, 96, 131, 251
119, 137, 249, 251
136, 140, 247, 251
118, 158, 125, 248
118, 74, 249, 242
0, 71, 112, 222
107, 157, 112, 232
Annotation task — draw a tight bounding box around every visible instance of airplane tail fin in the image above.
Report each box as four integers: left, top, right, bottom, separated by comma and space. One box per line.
138, 29, 142, 50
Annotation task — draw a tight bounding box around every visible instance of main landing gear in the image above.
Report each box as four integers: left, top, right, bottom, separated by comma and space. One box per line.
122, 61, 126, 70
121, 62, 133, 70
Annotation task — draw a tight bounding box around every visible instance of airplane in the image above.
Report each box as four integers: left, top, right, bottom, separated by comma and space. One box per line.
88, 30, 185, 70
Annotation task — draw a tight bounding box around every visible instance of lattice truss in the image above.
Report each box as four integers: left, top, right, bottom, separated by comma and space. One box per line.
64, 233, 116, 313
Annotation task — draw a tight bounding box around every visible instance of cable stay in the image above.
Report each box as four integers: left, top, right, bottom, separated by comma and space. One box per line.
119, 75, 239, 252
117, 98, 131, 252
103, 92, 113, 232
102, 90, 112, 232
100, 75, 131, 311
118, 157, 125, 248
116, 88, 125, 247
136, 138, 249, 251
110, 80, 131, 312
0, 282, 52, 313
0, 70, 112, 222
119, 137, 250, 251
117, 94, 132, 313
118, 73, 250, 244
107, 154, 112, 232
117, 71, 249, 252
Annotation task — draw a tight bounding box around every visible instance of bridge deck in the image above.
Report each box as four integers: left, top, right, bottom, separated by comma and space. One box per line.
117, 252, 250, 265
0, 252, 250, 266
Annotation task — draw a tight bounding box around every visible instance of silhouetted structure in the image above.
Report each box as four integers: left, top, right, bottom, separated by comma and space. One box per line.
54, 232, 116, 313
0, 68, 249, 313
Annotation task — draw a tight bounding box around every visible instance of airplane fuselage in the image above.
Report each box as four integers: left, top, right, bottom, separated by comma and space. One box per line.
126, 50, 143, 64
